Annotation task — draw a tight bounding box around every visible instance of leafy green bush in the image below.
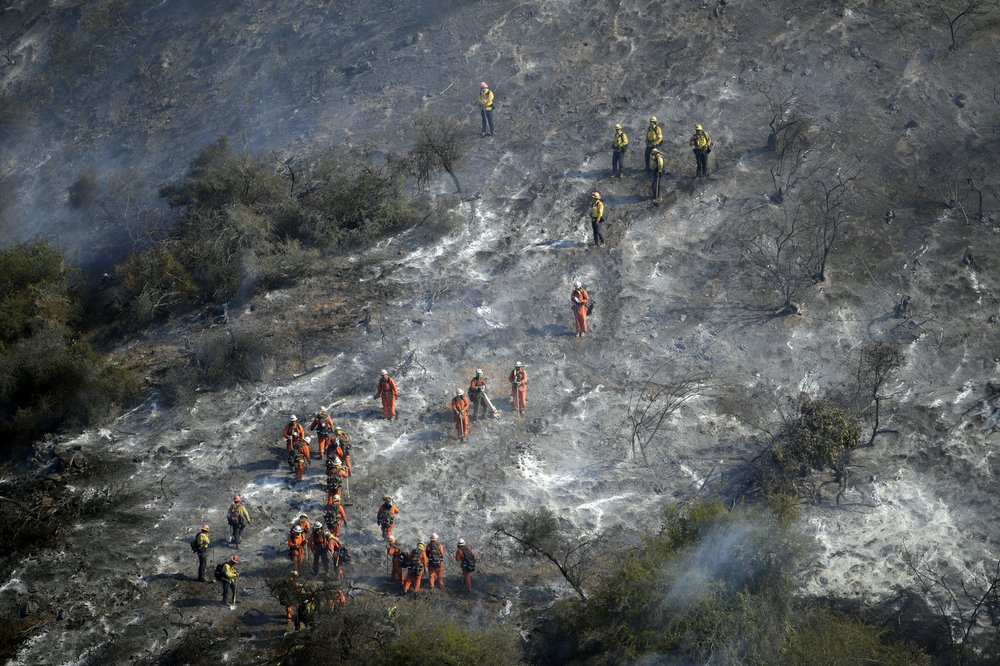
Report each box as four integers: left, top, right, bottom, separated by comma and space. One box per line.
386, 607, 523, 664
0, 242, 139, 449
783, 607, 931, 666
774, 396, 861, 473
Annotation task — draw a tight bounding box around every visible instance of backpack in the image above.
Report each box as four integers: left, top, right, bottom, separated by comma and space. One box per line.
377, 506, 394, 527
408, 556, 424, 575
213, 563, 225, 581
460, 548, 477, 572
426, 547, 443, 568
586, 299, 595, 316
337, 546, 351, 565
326, 475, 342, 491
398, 551, 410, 569
190, 537, 199, 553
227, 504, 245, 527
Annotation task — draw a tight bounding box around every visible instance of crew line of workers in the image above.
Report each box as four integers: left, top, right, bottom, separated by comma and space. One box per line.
190, 84, 705, 624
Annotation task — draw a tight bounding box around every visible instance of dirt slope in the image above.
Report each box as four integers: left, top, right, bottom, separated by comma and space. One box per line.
3, 0, 1000, 662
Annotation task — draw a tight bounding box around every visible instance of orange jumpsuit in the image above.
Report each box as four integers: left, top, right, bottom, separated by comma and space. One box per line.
375, 376, 399, 419
292, 441, 311, 482
571, 287, 589, 334
326, 467, 349, 506
284, 421, 306, 452
403, 549, 428, 592
468, 376, 488, 418
426, 541, 446, 589
288, 532, 307, 565
387, 543, 403, 585
377, 502, 399, 539
327, 503, 347, 534
451, 395, 470, 439
297, 516, 311, 536
309, 413, 335, 456
284, 576, 304, 623
509, 367, 528, 414
311, 529, 330, 575
456, 546, 474, 592
332, 432, 353, 474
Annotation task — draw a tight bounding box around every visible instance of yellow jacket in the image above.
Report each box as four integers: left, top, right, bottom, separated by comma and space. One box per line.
613, 130, 629, 149
691, 130, 712, 150
590, 200, 605, 221
479, 89, 494, 110
653, 153, 664, 173
222, 562, 239, 581
646, 124, 663, 147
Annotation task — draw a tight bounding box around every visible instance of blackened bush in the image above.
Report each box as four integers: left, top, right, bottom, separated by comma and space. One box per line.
187, 325, 276, 386
774, 396, 861, 473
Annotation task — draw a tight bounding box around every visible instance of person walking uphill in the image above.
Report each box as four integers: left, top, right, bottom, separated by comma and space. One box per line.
645, 116, 663, 171
310, 406, 335, 457
589, 192, 605, 247
509, 361, 528, 416
374, 369, 399, 420
192, 524, 211, 582
612, 123, 629, 177
220, 554, 239, 606
690, 124, 713, 177
227, 495, 251, 546
377, 495, 399, 540
452, 389, 470, 442
403, 543, 428, 592
571, 280, 589, 337
478, 82, 495, 136
427, 533, 446, 589
386, 537, 404, 586
288, 525, 307, 566
283, 414, 305, 453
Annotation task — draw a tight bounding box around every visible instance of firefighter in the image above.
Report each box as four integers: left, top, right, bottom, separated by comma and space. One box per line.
403, 543, 428, 592
651, 148, 665, 200
468, 369, 489, 419
479, 81, 495, 136
326, 458, 349, 508
220, 555, 239, 605
309, 406, 335, 457
311, 523, 331, 576
644, 116, 663, 171
612, 123, 628, 177
377, 495, 399, 540
589, 191, 605, 247
456, 538, 476, 592
690, 124, 713, 177
288, 525, 307, 566
452, 389, 470, 442
426, 533, 446, 589
192, 524, 210, 582
290, 436, 311, 484
283, 414, 305, 453
327, 494, 348, 535
331, 427, 353, 474
374, 369, 399, 420
226, 494, 251, 547
571, 280, 589, 337
509, 361, 528, 416
387, 537, 404, 586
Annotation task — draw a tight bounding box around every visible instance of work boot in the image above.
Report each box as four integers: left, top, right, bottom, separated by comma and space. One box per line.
481, 132, 488, 137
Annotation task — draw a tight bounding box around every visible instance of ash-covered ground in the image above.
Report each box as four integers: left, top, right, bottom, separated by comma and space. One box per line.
3, 0, 1000, 662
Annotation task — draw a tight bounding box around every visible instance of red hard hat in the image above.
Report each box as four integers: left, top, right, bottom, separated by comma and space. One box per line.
480, 82, 488, 88
201, 524, 210, 532
231, 555, 240, 563
233, 494, 241, 502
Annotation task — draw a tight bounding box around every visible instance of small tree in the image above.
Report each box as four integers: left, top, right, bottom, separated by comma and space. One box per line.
410, 114, 467, 193
493, 508, 596, 601
806, 170, 860, 282
623, 363, 710, 465
854, 343, 904, 446
733, 202, 814, 315
936, 1, 989, 50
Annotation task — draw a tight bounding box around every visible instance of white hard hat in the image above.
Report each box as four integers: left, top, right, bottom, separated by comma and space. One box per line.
332, 456, 343, 466
515, 361, 523, 367
457, 538, 466, 546
573, 280, 581, 288
332, 494, 341, 503
431, 532, 439, 541
475, 368, 483, 375
381, 369, 388, 376
314, 522, 323, 529
649, 116, 658, 123
304, 436, 311, 443
293, 525, 303, 533
456, 389, 464, 396
290, 414, 297, 421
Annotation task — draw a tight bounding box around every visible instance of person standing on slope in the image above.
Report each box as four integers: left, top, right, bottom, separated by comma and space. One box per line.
452, 389, 470, 442
310, 406, 335, 457
456, 538, 476, 592
478, 82, 495, 137
589, 191, 605, 247
191, 523, 211, 582
227, 494, 251, 546
468, 369, 490, 420
220, 554, 239, 606
644, 116, 663, 171
612, 123, 629, 178
571, 280, 590, 337
690, 123, 713, 178
377, 495, 399, 540
509, 361, 528, 416
374, 369, 399, 420
426, 533, 446, 589
650, 148, 665, 201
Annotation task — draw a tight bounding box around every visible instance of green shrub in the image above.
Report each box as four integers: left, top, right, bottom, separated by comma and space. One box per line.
0, 242, 140, 449
386, 609, 523, 664
783, 607, 932, 666
775, 396, 861, 472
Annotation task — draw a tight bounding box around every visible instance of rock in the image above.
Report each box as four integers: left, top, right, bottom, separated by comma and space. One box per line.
954, 93, 967, 108
783, 63, 793, 73
903, 119, 918, 130
887, 101, 899, 113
